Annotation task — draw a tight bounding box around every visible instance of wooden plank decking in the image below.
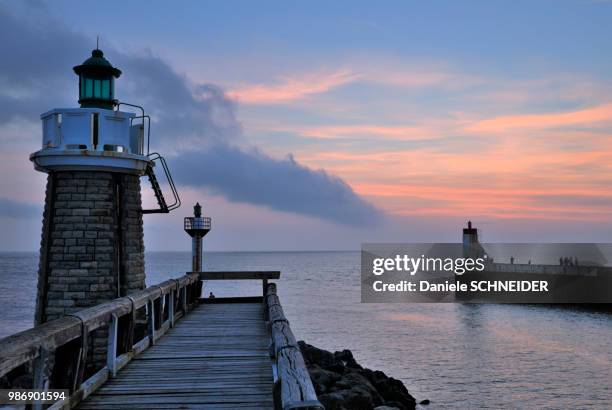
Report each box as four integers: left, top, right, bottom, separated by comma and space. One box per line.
77, 302, 274, 409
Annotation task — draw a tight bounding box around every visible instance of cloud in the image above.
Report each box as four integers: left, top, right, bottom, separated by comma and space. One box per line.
225, 62, 471, 106
292, 124, 434, 140
0, 3, 382, 227
227, 69, 359, 104
269, 119, 468, 142
171, 145, 383, 225
116, 53, 243, 147
467, 103, 612, 133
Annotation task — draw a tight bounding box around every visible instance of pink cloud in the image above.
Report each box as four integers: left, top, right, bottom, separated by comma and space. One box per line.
291, 129, 612, 222
227, 69, 360, 104
225, 61, 468, 105
292, 124, 437, 140
467, 103, 612, 133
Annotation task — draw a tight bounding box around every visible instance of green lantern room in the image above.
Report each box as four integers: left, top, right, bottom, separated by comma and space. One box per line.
73, 48, 121, 110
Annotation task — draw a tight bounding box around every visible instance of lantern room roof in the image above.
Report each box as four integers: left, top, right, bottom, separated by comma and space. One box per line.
73, 49, 121, 78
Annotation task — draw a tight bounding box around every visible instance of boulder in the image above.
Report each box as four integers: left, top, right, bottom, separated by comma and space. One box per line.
318, 392, 346, 410
308, 364, 341, 394
299, 341, 419, 410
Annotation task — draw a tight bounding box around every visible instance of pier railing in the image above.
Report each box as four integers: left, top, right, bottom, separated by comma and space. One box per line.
0, 271, 322, 410
0, 272, 201, 410
265, 283, 323, 410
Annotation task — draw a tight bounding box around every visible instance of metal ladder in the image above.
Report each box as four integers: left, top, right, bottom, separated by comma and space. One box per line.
142, 152, 181, 214
115, 101, 181, 214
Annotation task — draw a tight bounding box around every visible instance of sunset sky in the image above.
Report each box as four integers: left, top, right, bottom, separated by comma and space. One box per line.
2, 1, 612, 250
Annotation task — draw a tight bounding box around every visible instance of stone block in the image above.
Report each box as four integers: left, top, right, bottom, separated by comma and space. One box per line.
72, 209, 90, 216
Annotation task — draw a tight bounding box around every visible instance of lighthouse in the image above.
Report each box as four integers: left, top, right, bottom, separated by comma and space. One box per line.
184, 202, 211, 272
30, 47, 179, 367
462, 220, 485, 259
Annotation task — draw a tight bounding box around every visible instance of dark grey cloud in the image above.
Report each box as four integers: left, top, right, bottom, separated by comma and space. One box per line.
172, 145, 382, 225
0, 3, 383, 226
116, 53, 242, 144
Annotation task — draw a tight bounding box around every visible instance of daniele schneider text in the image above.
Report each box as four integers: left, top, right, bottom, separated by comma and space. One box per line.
370, 255, 549, 293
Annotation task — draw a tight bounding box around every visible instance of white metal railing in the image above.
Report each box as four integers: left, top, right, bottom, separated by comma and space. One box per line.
184, 217, 212, 231
40, 108, 144, 156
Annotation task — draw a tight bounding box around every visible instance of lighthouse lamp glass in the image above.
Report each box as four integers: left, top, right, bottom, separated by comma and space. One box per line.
79, 75, 113, 102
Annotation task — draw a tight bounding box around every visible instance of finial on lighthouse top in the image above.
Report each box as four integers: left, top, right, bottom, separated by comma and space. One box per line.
463, 220, 477, 235
73, 46, 121, 110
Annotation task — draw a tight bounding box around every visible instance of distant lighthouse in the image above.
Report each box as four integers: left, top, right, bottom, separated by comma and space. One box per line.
462, 220, 485, 259
184, 202, 211, 272
30, 47, 179, 366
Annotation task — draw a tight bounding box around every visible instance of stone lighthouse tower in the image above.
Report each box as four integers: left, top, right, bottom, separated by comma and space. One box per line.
30, 47, 179, 327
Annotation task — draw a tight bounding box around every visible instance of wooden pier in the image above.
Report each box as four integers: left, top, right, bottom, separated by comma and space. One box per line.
0, 272, 323, 410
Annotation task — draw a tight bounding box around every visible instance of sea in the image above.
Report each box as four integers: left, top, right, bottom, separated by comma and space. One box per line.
1, 251, 611, 409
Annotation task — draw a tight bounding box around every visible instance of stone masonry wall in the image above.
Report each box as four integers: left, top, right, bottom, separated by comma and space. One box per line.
119, 174, 146, 296
35, 171, 145, 372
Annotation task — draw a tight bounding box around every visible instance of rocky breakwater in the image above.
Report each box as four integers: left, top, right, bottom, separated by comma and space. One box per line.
299, 341, 428, 410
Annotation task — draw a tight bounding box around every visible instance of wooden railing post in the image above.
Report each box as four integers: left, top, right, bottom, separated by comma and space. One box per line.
153, 294, 163, 333
120, 298, 136, 355
107, 314, 118, 378
32, 347, 52, 410
196, 279, 203, 302
169, 290, 175, 328
70, 323, 88, 393
147, 299, 155, 346
262, 278, 268, 298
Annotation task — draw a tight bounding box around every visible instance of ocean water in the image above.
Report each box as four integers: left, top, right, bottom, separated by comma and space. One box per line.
1, 251, 611, 409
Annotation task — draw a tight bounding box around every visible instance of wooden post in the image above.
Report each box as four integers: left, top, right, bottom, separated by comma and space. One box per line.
118, 304, 136, 355
32, 347, 52, 410
182, 286, 187, 313
107, 314, 118, 378
153, 296, 162, 333
72, 329, 88, 392
196, 280, 203, 302
187, 282, 194, 308
169, 291, 175, 328
262, 278, 268, 298
147, 299, 155, 346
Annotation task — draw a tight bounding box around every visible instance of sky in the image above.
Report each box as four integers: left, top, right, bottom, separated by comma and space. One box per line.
1, 0, 612, 251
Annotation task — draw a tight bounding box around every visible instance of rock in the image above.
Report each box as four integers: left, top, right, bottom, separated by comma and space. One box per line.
334, 349, 363, 369
341, 385, 377, 410
419, 399, 431, 405
318, 392, 346, 410
337, 372, 382, 405
372, 375, 416, 408
299, 340, 338, 368
383, 402, 406, 409
307, 364, 341, 394
299, 341, 418, 410
334, 349, 353, 362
